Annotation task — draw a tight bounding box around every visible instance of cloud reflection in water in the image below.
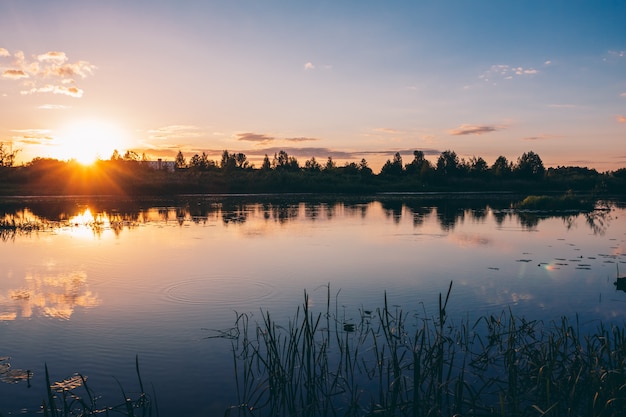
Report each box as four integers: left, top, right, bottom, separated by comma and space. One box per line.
1, 271, 100, 320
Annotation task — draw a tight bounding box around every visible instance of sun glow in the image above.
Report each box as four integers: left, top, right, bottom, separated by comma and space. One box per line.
55, 119, 130, 164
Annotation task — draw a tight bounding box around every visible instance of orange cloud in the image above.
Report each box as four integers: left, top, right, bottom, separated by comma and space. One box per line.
41, 60, 96, 78
37, 51, 68, 63
2, 69, 28, 79
22, 84, 83, 98
285, 137, 318, 142
618, 115, 626, 123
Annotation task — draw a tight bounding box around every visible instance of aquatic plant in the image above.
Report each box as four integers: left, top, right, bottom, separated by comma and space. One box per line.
40, 355, 156, 417
515, 193, 594, 211
221, 282, 626, 417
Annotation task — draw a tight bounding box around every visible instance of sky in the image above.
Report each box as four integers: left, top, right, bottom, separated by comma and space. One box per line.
1, 0, 625, 171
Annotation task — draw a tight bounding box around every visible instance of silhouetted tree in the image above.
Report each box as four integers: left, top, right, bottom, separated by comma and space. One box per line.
436, 150, 460, 176
123, 150, 140, 161
514, 151, 545, 179
359, 158, 373, 176
189, 154, 202, 169
175, 151, 187, 169
110, 149, 122, 161
491, 155, 512, 178
0, 142, 18, 167
235, 153, 249, 169
468, 156, 488, 177
380, 152, 403, 176
304, 156, 321, 171
341, 162, 359, 175
221, 150, 237, 171
324, 156, 336, 171
261, 154, 271, 171
405, 150, 432, 177
273, 150, 299, 171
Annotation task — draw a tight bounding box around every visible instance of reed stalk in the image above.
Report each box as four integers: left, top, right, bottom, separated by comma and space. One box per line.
225, 282, 626, 417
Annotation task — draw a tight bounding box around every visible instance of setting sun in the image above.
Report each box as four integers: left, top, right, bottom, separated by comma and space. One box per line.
55, 120, 129, 164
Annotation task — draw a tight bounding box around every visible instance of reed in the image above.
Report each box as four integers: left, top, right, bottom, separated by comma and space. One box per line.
223, 282, 626, 417
40, 355, 156, 417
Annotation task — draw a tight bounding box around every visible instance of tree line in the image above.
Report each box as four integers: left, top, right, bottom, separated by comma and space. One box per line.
1, 144, 625, 195
173, 148, 549, 179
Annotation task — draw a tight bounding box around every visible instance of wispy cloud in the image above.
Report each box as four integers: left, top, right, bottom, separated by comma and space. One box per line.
448, 124, 502, 136
617, 115, 626, 123
548, 103, 579, 109
621, 93, 626, 98
303, 61, 331, 71
237, 132, 276, 143
21, 84, 83, 98
603, 50, 625, 63
479, 64, 539, 82
521, 134, 560, 141
37, 51, 67, 63
38, 104, 71, 110
374, 128, 404, 134
148, 125, 204, 140
0, 47, 96, 97
10, 129, 54, 145
236, 132, 319, 144
285, 137, 319, 142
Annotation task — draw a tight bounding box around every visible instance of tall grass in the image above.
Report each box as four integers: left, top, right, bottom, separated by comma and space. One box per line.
222, 282, 626, 417
40, 355, 156, 417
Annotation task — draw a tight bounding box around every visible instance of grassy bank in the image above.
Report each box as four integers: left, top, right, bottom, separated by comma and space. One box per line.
515, 193, 596, 211
219, 283, 626, 417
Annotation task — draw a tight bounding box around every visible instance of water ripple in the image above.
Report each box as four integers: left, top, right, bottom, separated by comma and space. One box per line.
162, 274, 277, 307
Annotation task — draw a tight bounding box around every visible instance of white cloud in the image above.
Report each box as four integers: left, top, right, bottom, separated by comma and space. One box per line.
0, 49, 95, 98
38, 104, 71, 110
37, 51, 68, 63
148, 125, 204, 140
479, 64, 539, 82
304, 62, 315, 70
21, 84, 83, 98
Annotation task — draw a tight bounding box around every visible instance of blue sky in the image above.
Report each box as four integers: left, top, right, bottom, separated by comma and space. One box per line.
1, 0, 625, 170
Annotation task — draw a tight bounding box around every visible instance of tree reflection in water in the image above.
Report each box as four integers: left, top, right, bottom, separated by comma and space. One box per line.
0, 194, 615, 239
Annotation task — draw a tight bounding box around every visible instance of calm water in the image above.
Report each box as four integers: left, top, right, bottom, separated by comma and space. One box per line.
1, 194, 625, 415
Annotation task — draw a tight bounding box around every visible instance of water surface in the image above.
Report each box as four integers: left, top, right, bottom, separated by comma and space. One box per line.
1, 194, 625, 415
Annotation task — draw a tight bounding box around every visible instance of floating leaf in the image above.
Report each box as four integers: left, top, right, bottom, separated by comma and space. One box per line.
0, 369, 30, 384
50, 374, 85, 392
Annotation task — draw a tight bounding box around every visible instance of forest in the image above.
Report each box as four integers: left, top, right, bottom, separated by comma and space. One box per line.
1, 144, 625, 196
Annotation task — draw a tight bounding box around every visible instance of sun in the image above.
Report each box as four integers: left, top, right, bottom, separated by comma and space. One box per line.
55, 119, 130, 165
